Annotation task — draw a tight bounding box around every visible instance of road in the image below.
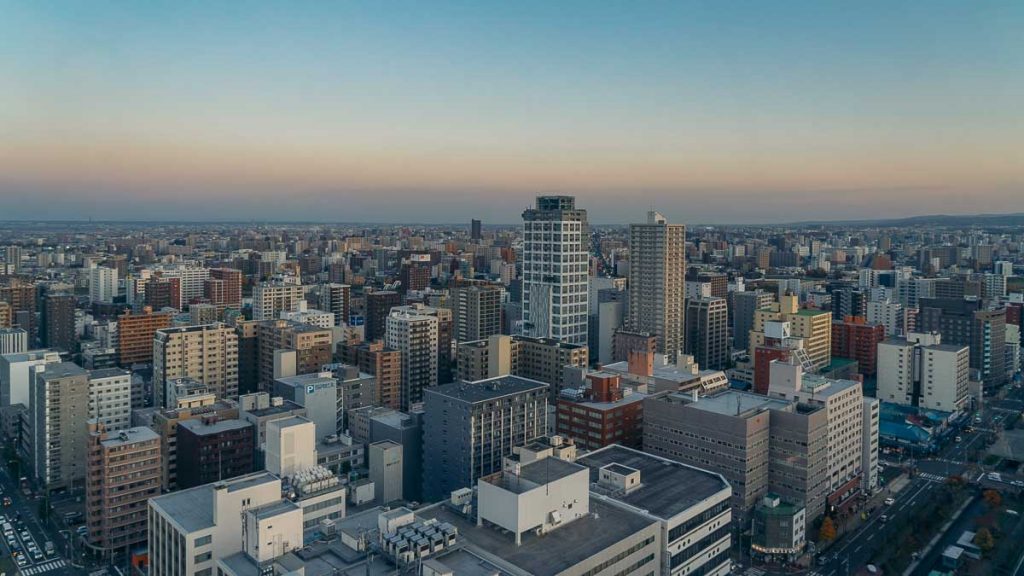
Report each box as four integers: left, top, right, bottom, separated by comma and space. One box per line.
0, 464, 83, 576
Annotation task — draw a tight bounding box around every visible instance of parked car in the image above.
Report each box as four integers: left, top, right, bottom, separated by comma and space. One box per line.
884, 497, 895, 506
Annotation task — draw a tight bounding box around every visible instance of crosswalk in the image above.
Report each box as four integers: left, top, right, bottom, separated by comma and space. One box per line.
919, 472, 947, 482
19, 559, 66, 575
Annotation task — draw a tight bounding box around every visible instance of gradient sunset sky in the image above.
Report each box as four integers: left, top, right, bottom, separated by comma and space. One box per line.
2, 1, 1022, 223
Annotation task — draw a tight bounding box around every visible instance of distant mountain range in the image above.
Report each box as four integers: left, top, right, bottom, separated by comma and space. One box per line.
787, 212, 1024, 228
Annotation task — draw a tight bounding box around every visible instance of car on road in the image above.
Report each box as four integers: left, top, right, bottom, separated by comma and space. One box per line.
988, 472, 1003, 482
880, 514, 889, 523
1012, 480, 1024, 487
884, 497, 895, 506
44, 541, 54, 555
955, 436, 962, 442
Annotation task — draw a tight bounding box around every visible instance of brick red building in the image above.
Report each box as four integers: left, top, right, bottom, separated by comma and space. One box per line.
753, 345, 792, 395
556, 372, 644, 450
831, 316, 886, 377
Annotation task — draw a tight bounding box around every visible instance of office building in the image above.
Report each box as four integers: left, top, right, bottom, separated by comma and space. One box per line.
153, 398, 240, 491
685, 297, 729, 370
30, 362, 91, 490
153, 323, 239, 407
422, 375, 548, 501
734, 290, 775, 351
252, 281, 305, 321
274, 372, 339, 439
455, 334, 588, 399
176, 416, 255, 489
43, 293, 77, 352
369, 409, 424, 503
451, 281, 502, 342
208, 267, 244, 310
877, 333, 970, 411
0, 328, 28, 356
318, 283, 351, 326
750, 494, 806, 562
117, 308, 173, 366
867, 300, 906, 338
369, 440, 403, 505
521, 195, 589, 345
1, 349, 60, 407
471, 218, 482, 241
628, 211, 687, 356
918, 297, 1007, 387
365, 290, 401, 341
556, 371, 645, 451
831, 316, 886, 377
145, 277, 182, 310
750, 294, 832, 371
88, 367, 132, 432
89, 266, 119, 304
85, 425, 161, 554
386, 308, 438, 409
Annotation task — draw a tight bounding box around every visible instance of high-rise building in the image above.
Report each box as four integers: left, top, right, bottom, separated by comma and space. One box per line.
421, 375, 548, 501
87, 367, 132, 432
369, 439, 403, 505
207, 267, 243, 310
30, 362, 91, 490
340, 340, 402, 409
470, 218, 482, 241
365, 290, 401, 341
0, 280, 37, 340
386, 309, 438, 409
918, 297, 1007, 387
685, 297, 729, 370
153, 323, 239, 407
256, 320, 332, 392
145, 277, 181, 310
85, 424, 161, 553
750, 295, 832, 371
867, 300, 906, 338
831, 316, 886, 377
152, 399, 240, 490
0, 349, 60, 407
733, 290, 775, 351
392, 303, 453, 384
117, 308, 173, 366
556, 371, 645, 451
3, 246, 22, 273
89, 266, 119, 304
252, 281, 305, 321
877, 332, 969, 411
455, 334, 589, 398
521, 195, 589, 345
451, 281, 502, 342
626, 211, 684, 354
318, 283, 351, 326
0, 328, 28, 356
43, 293, 77, 352
0, 302, 10, 328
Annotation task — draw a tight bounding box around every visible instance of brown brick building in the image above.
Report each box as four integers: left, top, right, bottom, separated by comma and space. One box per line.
117, 308, 172, 366
556, 372, 644, 451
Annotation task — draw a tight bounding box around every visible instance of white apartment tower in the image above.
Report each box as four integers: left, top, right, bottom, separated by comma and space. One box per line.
87, 368, 132, 432
521, 195, 589, 345
629, 211, 687, 356
253, 282, 306, 321
877, 332, 969, 411
89, 266, 119, 304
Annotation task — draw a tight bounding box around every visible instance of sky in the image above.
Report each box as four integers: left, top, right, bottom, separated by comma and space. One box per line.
2, 1, 1022, 224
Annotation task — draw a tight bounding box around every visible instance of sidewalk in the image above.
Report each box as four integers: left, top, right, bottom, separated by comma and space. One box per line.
901, 496, 973, 576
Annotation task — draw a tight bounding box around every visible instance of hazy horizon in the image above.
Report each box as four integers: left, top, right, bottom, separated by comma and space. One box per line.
3, 1, 1022, 223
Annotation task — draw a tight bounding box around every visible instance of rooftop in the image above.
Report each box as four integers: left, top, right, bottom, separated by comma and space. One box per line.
276, 373, 337, 388
426, 375, 548, 404
150, 472, 279, 533
178, 417, 252, 436
87, 367, 130, 380
99, 426, 159, 448
667, 389, 790, 417
38, 361, 87, 380
577, 445, 731, 520
418, 496, 655, 576
241, 399, 305, 418
487, 457, 586, 495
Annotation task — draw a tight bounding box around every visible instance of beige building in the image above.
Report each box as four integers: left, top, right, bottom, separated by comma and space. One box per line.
86, 425, 161, 554
455, 334, 589, 399
750, 294, 832, 371
628, 211, 687, 357
30, 362, 91, 490
87, 368, 132, 432
256, 320, 332, 392
877, 332, 970, 412
386, 309, 439, 409
153, 323, 239, 408
252, 281, 306, 321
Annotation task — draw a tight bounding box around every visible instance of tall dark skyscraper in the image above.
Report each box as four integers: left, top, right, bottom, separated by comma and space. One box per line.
43, 293, 77, 352
365, 290, 402, 342
471, 219, 482, 241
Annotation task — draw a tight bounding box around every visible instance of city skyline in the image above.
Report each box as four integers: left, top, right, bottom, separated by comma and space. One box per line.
3, 1, 1022, 223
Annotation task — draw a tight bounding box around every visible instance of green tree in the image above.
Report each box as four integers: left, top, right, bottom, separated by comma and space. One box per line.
974, 527, 996, 552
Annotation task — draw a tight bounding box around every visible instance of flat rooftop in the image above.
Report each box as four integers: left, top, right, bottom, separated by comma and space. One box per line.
242, 399, 305, 418
178, 417, 252, 436
577, 445, 730, 521
487, 457, 585, 495
667, 389, 790, 417
150, 472, 279, 533
39, 362, 86, 379
276, 373, 336, 387
99, 426, 159, 448
426, 375, 548, 404
419, 497, 656, 576
87, 367, 130, 380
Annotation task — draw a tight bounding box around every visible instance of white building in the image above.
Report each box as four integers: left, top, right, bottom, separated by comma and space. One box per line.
369, 440, 403, 505
156, 265, 210, 306
0, 350, 61, 407
877, 332, 969, 412
867, 300, 906, 337
89, 266, 118, 304
521, 195, 589, 345
253, 282, 306, 321
87, 368, 132, 432
0, 328, 28, 356
386, 309, 438, 408
153, 323, 239, 408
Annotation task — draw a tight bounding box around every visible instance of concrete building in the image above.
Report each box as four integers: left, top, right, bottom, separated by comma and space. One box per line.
521, 195, 589, 345
43, 293, 77, 352
153, 399, 240, 491
0, 328, 28, 356
252, 281, 306, 321
386, 308, 438, 409
117, 308, 173, 366
274, 372, 339, 439
919, 297, 1007, 388
89, 266, 118, 304
238, 392, 307, 462
153, 323, 239, 408
455, 334, 588, 399
30, 362, 91, 490
750, 294, 832, 371
369, 409, 424, 503
339, 340, 402, 410
590, 288, 626, 365
176, 416, 255, 489
369, 440, 403, 505
750, 494, 806, 562
364, 290, 401, 342
685, 297, 729, 370
256, 319, 332, 392
422, 376, 548, 501
451, 281, 503, 342
391, 303, 454, 386
318, 283, 351, 327
85, 425, 161, 554
87, 367, 132, 432
867, 300, 906, 338
207, 267, 244, 310
323, 363, 376, 430
831, 316, 886, 377
628, 211, 687, 357
877, 332, 970, 411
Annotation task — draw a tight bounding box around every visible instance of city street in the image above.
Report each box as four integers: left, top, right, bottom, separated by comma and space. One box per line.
0, 463, 83, 576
